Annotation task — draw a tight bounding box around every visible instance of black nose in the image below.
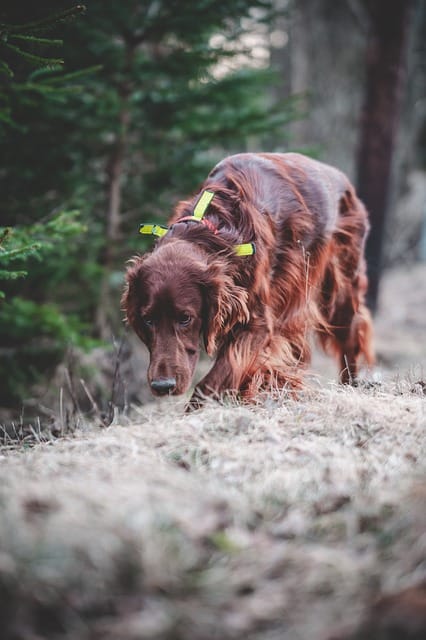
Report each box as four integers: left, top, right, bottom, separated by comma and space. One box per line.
151, 377, 177, 395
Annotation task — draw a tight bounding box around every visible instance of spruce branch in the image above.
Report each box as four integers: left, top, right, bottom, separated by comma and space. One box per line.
0, 5, 87, 37
28, 65, 103, 85
0, 59, 13, 77
0, 269, 28, 280
0, 110, 15, 126
0, 243, 41, 261
9, 35, 64, 47
3, 42, 64, 68
0, 228, 11, 247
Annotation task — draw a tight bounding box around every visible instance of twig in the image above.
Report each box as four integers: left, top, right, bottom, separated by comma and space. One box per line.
104, 336, 126, 427
79, 378, 101, 417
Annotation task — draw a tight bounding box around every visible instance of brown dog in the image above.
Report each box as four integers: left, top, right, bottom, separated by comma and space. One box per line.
122, 153, 374, 405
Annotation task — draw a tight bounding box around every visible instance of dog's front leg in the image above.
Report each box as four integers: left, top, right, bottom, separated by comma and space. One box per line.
187, 346, 236, 410
187, 328, 269, 410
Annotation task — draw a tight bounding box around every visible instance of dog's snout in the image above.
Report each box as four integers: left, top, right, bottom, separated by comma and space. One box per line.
150, 377, 177, 395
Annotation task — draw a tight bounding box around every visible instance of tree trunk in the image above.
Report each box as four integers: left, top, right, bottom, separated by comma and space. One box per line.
96, 41, 134, 340
356, 0, 413, 312
95, 106, 130, 340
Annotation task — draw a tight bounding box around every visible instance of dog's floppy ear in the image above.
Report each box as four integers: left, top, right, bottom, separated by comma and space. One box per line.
201, 262, 250, 356
121, 256, 146, 329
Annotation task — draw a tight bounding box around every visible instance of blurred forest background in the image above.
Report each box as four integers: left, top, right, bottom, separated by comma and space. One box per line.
0, 0, 425, 424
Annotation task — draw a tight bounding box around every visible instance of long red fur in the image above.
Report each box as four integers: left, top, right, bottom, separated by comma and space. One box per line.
123, 152, 374, 403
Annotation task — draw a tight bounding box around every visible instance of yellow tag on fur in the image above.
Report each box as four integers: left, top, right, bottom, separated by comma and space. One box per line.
139, 224, 168, 238
234, 242, 256, 256
193, 190, 215, 220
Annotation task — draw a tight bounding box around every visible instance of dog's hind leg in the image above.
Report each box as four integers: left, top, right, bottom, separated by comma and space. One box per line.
317, 243, 374, 384
317, 190, 375, 383
327, 291, 374, 384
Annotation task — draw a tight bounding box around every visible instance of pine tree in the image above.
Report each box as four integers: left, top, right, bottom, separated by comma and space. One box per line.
0, 4, 90, 406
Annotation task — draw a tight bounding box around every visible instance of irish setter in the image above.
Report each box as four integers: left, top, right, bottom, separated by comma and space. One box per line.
123, 153, 374, 405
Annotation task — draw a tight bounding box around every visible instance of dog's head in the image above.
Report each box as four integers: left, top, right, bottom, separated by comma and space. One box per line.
122, 240, 249, 396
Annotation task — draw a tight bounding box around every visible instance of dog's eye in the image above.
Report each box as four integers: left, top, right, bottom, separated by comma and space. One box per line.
178, 313, 192, 327
142, 316, 153, 328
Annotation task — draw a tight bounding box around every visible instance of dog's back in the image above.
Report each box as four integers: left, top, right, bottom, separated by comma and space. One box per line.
207, 152, 357, 240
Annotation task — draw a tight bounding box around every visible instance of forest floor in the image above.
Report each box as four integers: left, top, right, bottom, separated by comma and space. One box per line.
0, 264, 425, 640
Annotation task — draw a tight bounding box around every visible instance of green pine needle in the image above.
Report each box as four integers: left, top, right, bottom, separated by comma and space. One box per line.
0, 244, 41, 261
0, 59, 13, 77
0, 269, 28, 280
0, 5, 87, 36
3, 42, 63, 68
29, 64, 103, 85
9, 35, 63, 47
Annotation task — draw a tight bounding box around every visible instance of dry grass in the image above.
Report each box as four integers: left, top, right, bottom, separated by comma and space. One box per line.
0, 265, 425, 640
0, 381, 425, 639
